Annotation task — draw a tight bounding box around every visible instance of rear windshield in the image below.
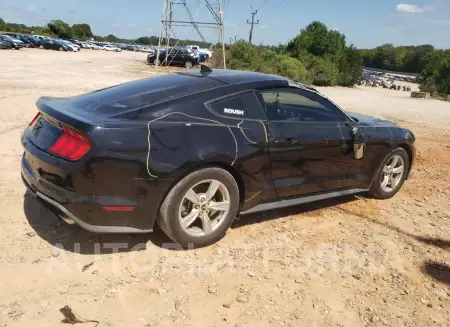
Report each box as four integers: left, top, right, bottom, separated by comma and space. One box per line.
70, 73, 225, 113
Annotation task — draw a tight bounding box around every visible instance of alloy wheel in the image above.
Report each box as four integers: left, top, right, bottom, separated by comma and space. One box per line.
380, 154, 405, 192
178, 179, 231, 237
185, 61, 193, 69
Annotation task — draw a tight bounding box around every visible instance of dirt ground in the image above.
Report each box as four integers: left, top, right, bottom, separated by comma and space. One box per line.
0, 49, 449, 327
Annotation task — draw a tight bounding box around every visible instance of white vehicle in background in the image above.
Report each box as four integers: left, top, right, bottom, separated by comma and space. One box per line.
199, 48, 212, 59
187, 45, 212, 60
58, 40, 80, 52
103, 45, 122, 52
186, 45, 199, 52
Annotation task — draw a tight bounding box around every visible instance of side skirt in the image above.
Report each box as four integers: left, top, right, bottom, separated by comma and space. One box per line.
240, 188, 368, 215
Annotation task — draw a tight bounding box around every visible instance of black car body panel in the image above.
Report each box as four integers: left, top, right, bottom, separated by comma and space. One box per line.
0, 40, 11, 49
147, 47, 199, 67
21, 69, 416, 232
2, 33, 34, 47
0, 35, 24, 49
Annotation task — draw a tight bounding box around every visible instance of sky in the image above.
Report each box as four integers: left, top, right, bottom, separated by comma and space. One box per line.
1, 0, 450, 48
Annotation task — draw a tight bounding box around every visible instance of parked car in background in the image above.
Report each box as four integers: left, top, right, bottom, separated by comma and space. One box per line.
0, 39, 12, 49
35, 38, 69, 51
2, 33, 34, 47
20, 68, 416, 246
103, 45, 122, 52
57, 39, 80, 52
186, 45, 200, 52
147, 47, 199, 68
199, 48, 212, 59
0, 35, 25, 49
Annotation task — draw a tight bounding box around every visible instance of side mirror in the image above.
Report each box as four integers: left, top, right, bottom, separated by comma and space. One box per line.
352, 125, 365, 160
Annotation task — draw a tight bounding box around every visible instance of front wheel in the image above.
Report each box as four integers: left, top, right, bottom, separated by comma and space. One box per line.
39, 45, 44, 49
58, 47, 63, 51
369, 148, 410, 199
184, 60, 193, 69
157, 167, 240, 247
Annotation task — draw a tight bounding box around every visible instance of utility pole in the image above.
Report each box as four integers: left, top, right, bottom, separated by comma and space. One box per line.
247, 10, 259, 44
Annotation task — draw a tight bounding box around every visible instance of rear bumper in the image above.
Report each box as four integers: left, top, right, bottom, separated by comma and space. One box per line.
21, 153, 153, 234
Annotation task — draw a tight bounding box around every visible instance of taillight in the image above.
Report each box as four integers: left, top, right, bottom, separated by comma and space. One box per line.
29, 112, 41, 127
48, 127, 91, 160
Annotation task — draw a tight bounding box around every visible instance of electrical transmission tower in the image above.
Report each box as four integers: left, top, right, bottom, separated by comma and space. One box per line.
156, 0, 227, 69
247, 9, 259, 45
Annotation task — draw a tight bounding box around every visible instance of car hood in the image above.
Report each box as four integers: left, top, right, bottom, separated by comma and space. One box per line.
345, 111, 398, 127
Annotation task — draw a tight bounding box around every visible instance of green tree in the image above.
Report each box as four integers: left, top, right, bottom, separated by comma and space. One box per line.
71, 23, 93, 40
277, 55, 311, 83
339, 45, 363, 86
308, 56, 339, 86
0, 17, 10, 31
105, 34, 119, 42
47, 20, 73, 38
419, 50, 450, 95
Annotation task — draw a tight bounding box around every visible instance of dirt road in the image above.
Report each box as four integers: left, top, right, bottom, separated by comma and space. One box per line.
0, 49, 449, 327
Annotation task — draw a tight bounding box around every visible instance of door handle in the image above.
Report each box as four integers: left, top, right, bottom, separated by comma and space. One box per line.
275, 138, 298, 145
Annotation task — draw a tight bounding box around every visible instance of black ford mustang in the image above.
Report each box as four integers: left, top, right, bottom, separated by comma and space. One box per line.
21, 67, 415, 246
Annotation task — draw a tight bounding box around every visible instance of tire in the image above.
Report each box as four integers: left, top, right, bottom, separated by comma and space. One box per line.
39, 45, 44, 49
184, 60, 193, 69
157, 167, 240, 247
369, 148, 410, 199
154, 58, 161, 66
58, 47, 63, 51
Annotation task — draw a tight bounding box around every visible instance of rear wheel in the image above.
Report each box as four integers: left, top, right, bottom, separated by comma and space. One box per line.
369, 148, 409, 199
157, 167, 239, 246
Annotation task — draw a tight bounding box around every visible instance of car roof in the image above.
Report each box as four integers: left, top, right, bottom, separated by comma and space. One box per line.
180, 69, 288, 85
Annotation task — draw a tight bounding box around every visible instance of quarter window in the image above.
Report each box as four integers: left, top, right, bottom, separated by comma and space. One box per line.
207, 91, 266, 120
259, 88, 346, 122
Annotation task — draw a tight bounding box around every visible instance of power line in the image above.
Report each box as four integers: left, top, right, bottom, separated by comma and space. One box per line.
266, 0, 288, 15
257, 0, 271, 11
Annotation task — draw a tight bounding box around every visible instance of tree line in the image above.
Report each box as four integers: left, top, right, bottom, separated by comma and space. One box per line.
1, 17, 448, 95
360, 44, 449, 95
214, 21, 363, 87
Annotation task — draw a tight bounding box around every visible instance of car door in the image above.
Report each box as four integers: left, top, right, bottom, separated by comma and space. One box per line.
257, 87, 367, 198
166, 48, 178, 65
177, 49, 187, 65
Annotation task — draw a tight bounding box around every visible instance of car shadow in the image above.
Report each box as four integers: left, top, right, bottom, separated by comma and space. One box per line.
24, 191, 361, 254
421, 261, 450, 286
25, 190, 450, 256
23, 192, 176, 255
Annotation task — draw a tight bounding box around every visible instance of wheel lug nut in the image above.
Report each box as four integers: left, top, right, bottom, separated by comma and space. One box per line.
195, 205, 200, 209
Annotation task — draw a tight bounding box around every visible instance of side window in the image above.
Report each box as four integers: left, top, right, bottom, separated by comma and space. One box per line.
259, 88, 346, 122
206, 91, 266, 120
